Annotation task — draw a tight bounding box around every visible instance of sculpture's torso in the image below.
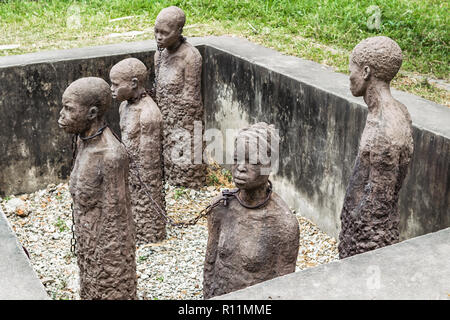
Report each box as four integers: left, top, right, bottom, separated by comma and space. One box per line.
339, 100, 413, 258
155, 42, 206, 188
69, 129, 136, 299
203, 191, 299, 299
119, 96, 166, 244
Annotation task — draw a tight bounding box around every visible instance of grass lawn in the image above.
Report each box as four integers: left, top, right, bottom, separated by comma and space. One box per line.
0, 0, 448, 106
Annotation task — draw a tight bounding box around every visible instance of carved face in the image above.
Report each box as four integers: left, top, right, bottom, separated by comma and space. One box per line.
349, 60, 369, 97
110, 71, 135, 102
58, 93, 93, 134
232, 143, 270, 191
154, 19, 181, 49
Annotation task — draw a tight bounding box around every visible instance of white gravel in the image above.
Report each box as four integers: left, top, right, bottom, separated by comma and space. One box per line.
1, 182, 338, 300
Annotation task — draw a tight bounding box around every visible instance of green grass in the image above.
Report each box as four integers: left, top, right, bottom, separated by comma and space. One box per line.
0, 0, 448, 105
54, 217, 68, 232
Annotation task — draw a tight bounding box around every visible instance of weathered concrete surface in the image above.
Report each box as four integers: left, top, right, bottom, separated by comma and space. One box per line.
0, 41, 162, 197
214, 228, 450, 300
0, 37, 448, 241
0, 206, 49, 300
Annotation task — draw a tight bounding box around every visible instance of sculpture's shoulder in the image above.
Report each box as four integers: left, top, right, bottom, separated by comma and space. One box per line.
269, 191, 299, 225
180, 42, 202, 64
139, 96, 162, 125
374, 100, 413, 153
118, 101, 128, 116
208, 188, 238, 216
100, 130, 128, 166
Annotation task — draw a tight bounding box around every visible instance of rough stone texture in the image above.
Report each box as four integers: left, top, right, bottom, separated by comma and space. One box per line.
338, 37, 414, 258
60, 78, 136, 300
154, 7, 207, 188
214, 228, 450, 300
0, 37, 448, 241
203, 123, 299, 299
0, 206, 49, 300
110, 58, 166, 244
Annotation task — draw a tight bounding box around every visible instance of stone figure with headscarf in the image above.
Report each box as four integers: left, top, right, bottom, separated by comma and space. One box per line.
203, 122, 300, 299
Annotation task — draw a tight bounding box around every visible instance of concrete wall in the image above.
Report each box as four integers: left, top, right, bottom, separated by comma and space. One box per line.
0, 37, 448, 241
201, 38, 450, 241
0, 43, 160, 196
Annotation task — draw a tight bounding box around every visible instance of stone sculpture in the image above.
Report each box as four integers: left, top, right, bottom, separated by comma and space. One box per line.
110, 58, 166, 244
338, 36, 414, 259
154, 6, 207, 188
58, 77, 136, 300
203, 122, 300, 299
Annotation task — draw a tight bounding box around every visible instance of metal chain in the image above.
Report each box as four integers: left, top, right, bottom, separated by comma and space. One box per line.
69, 124, 108, 256
108, 124, 221, 228
70, 134, 78, 256
110, 123, 273, 228
150, 45, 164, 99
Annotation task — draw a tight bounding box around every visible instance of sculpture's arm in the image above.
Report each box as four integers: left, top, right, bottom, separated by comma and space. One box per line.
359, 143, 401, 219
182, 50, 202, 104
138, 102, 162, 181
102, 146, 131, 221
277, 215, 300, 276
342, 153, 370, 216
203, 203, 222, 297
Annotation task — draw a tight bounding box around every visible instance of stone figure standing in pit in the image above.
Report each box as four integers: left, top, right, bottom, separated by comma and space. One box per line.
58, 77, 136, 299
154, 6, 207, 188
203, 122, 300, 299
110, 58, 166, 244
338, 36, 414, 259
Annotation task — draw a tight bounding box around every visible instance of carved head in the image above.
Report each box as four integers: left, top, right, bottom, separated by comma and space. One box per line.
58, 77, 111, 134
232, 122, 279, 190
349, 36, 402, 96
154, 6, 185, 49
110, 58, 148, 102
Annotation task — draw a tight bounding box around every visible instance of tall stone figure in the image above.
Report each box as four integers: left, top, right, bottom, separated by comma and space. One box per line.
338, 36, 414, 259
110, 58, 166, 244
58, 77, 137, 299
154, 6, 207, 188
203, 122, 299, 299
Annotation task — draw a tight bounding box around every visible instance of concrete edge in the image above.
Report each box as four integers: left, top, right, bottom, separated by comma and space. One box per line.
0, 36, 448, 138
0, 206, 49, 300
212, 227, 450, 300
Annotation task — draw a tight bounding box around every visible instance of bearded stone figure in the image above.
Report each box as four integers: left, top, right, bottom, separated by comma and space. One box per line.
110, 58, 166, 244
203, 122, 300, 299
153, 6, 207, 189
338, 36, 414, 259
58, 77, 136, 299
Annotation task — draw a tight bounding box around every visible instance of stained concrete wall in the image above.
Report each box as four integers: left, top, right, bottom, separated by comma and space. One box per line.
0, 42, 161, 197
0, 37, 448, 242
201, 37, 450, 241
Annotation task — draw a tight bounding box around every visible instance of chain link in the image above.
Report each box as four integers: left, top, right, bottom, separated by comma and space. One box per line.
70, 134, 78, 256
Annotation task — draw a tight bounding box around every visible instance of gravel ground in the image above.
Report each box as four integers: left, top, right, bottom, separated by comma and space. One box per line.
1, 182, 338, 300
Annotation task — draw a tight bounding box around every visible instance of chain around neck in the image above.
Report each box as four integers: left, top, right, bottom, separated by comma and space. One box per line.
79, 123, 108, 141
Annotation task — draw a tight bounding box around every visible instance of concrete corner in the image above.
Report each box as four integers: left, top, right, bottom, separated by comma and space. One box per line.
0, 207, 49, 300
214, 228, 450, 300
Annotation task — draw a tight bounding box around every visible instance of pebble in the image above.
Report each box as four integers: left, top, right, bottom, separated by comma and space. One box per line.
4, 197, 30, 217
2, 182, 338, 300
